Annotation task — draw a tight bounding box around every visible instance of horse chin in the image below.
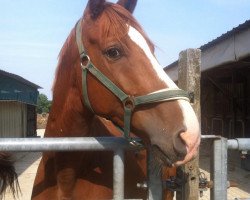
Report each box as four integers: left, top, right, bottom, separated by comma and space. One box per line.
173, 141, 199, 166
150, 145, 173, 168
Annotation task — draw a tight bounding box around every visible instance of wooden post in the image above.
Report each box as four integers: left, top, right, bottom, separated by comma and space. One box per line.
176, 49, 201, 200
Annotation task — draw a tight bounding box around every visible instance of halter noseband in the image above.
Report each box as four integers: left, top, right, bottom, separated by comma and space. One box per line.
76, 19, 190, 143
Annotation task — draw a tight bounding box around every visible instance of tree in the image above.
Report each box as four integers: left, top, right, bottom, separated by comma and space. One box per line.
37, 93, 51, 114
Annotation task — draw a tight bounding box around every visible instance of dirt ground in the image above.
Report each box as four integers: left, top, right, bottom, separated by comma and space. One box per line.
3, 131, 250, 200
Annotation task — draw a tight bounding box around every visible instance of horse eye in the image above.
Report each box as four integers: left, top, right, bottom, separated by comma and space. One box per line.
105, 47, 122, 60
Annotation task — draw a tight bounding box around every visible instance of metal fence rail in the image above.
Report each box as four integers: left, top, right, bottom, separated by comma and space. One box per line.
0, 137, 141, 152
0, 137, 146, 200
1, 136, 249, 200
0, 137, 164, 200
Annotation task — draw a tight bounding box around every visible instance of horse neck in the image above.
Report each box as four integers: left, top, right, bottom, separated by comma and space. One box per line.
45, 61, 93, 138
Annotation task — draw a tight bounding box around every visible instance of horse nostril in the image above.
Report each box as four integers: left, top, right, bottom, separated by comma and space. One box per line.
173, 131, 188, 159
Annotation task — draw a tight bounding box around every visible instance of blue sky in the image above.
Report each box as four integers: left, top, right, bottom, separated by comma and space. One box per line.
1, 0, 250, 100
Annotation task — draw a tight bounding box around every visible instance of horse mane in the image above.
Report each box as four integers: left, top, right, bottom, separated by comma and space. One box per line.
52, 2, 154, 96
52, 27, 78, 93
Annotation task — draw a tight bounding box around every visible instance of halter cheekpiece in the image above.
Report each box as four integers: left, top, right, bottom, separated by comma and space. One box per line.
75, 19, 191, 144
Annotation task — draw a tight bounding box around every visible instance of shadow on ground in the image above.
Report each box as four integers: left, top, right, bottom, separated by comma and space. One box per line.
13, 152, 42, 176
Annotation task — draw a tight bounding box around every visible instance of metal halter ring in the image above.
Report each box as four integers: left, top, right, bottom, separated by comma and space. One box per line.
123, 96, 135, 110
80, 54, 91, 69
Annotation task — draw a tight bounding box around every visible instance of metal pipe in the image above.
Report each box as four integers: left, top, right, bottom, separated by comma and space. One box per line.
210, 138, 228, 200
227, 139, 239, 150
113, 149, 125, 200
201, 136, 250, 150
0, 137, 141, 152
201, 135, 221, 139
228, 139, 250, 150
147, 149, 163, 200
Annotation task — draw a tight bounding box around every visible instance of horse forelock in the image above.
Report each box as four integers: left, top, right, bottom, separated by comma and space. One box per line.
101, 3, 154, 51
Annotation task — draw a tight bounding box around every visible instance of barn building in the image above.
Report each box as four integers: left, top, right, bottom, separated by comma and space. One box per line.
165, 20, 250, 139
0, 69, 41, 138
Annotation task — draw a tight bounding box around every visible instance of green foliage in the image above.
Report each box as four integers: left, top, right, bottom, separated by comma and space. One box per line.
37, 93, 51, 114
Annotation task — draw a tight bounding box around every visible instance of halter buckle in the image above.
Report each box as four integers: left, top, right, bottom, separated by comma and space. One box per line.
80, 54, 91, 69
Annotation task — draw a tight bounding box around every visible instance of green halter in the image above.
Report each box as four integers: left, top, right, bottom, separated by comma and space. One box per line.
75, 19, 190, 143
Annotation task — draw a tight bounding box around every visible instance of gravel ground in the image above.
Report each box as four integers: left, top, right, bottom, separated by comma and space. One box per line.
3, 131, 250, 200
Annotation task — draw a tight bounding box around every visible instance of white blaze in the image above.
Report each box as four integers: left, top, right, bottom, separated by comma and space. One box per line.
128, 26, 177, 88
127, 26, 199, 136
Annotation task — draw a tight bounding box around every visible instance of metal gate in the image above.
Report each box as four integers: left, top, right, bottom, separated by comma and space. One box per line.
0, 137, 162, 200
0, 136, 249, 200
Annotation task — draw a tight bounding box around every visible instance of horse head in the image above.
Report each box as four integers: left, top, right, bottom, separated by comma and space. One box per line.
79, 0, 200, 166
56, 0, 200, 167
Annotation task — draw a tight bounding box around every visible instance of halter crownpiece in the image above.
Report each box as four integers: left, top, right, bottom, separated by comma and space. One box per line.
75, 19, 191, 143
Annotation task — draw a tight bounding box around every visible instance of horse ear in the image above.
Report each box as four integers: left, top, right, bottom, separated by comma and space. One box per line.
87, 0, 106, 19
117, 0, 137, 13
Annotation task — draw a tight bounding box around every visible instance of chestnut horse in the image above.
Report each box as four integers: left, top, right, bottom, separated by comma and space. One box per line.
31, 0, 200, 199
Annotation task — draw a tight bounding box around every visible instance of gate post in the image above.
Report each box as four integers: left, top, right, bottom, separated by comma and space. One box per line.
147, 149, 163, 200
113, 148, 125, 200
176, 49, 201, 200
210, 138, 228, 200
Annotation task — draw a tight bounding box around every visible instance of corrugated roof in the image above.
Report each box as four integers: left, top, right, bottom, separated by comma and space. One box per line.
0, 69, 42, 89
165, 19, 250, 71
200, 20, 250, 51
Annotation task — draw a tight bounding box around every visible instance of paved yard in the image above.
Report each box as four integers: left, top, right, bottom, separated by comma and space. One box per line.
199, 150, 250, 200
197, 140, 250, 200
3, 131, 250, 200
3, 130, 44, 200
